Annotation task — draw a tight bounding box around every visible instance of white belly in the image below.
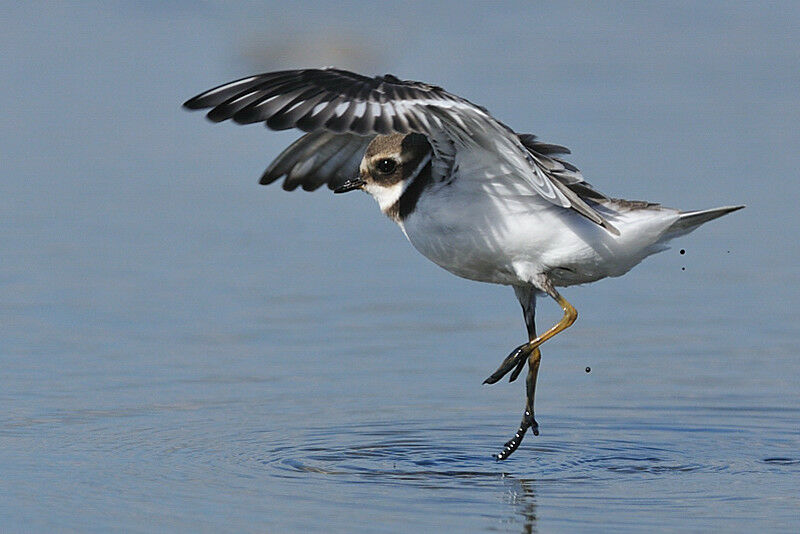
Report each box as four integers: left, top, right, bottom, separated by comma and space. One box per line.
398, 185, 679, 287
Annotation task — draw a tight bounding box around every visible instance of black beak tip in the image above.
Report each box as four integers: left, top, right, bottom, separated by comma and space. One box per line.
333, 178, 366, 194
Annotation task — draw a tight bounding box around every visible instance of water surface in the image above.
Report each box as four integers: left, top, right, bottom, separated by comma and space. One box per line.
1, 2, 798, 532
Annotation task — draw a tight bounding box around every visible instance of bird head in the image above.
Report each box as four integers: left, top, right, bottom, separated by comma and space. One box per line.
334, 133, 432, 214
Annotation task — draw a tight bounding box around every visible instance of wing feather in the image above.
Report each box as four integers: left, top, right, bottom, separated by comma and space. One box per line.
185, 68, 615, 231
260, 131, 373, 191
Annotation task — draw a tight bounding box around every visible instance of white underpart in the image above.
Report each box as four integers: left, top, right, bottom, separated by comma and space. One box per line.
399, 174, 684, 287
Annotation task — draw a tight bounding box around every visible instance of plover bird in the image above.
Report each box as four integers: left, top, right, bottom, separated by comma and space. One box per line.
184, 68, 743, 460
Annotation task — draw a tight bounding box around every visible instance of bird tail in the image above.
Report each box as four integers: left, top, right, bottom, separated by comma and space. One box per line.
665, 205, 744, 238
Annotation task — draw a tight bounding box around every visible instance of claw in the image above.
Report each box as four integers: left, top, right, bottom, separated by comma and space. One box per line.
508, 355, 527, 382
530, 417, 540, 436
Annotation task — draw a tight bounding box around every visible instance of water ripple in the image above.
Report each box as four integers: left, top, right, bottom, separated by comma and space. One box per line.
215, 419, 762, 488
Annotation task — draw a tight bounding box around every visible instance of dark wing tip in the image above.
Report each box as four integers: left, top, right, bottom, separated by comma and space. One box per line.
259, 170, 278, 186
182, 98, 202, 110
183, 93, 212, 110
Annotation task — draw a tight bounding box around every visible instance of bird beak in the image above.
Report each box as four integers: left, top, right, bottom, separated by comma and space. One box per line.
333, 178, 366, 194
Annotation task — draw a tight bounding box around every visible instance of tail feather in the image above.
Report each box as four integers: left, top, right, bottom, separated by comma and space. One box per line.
666, 205, 744, 237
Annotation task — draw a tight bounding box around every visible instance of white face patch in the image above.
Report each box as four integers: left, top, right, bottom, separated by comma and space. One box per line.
365, 180, 405, 212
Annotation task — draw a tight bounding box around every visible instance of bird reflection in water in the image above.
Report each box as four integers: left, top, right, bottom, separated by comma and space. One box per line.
503, 477, 538, 533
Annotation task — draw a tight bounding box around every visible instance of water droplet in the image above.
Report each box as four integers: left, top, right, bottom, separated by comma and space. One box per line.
585, 366, 591, 373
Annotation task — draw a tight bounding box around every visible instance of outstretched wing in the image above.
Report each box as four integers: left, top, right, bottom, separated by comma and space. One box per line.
184, 68, 616, 232
183, 68, 476, 135
260, 131, 374, 191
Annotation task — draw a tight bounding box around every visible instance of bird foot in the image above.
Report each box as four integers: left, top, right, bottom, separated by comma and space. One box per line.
495, 410, 538, 461
483, 342, 533, 384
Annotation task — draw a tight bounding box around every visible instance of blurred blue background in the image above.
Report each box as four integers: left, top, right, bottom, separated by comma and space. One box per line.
1, 2, 798, 532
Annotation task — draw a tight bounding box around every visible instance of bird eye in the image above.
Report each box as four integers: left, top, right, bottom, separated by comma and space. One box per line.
375, 158, 397, 174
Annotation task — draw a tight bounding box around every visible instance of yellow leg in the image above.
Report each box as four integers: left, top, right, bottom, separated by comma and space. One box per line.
525, 346, 542, 432
491, 284, 578, 460
485, 291, 577, 385
530, 294, 577, 351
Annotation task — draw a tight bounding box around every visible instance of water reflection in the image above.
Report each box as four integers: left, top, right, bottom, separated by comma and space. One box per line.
504, 477, 538, 534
